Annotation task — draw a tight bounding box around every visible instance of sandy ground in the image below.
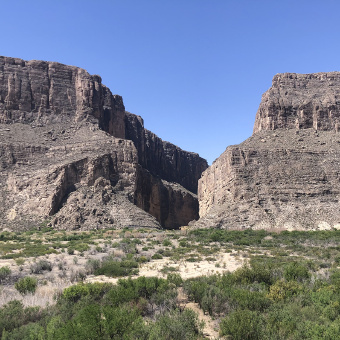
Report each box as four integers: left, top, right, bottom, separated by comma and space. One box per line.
85, 251, 243, 285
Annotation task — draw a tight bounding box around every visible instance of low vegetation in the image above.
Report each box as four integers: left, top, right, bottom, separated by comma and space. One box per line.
0, 227, 338, 339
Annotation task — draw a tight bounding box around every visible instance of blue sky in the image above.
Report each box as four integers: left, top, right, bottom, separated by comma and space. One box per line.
1, 0, 340, 164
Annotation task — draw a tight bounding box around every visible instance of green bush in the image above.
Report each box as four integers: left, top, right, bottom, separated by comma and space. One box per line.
162, 239, 172, 246
0, 266, 11, 282
167, 273, 183, 287
0, 300, 41, 335
284, 262, 311, 282
63, 282, 112, 302
94, 258, 139, 277
233, 262, 274, 285
67, 247, 75, 255
15, 277, 38, 295
149, 308, 203, 340
220, 309, 263, 339
267, 279, 302, 302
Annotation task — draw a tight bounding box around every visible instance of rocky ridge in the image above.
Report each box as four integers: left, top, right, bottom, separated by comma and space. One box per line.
196, 72, 340, 230
0, 56, 207, 230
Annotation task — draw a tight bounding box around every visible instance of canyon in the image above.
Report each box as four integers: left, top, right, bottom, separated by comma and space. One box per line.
2, 56, 340, 232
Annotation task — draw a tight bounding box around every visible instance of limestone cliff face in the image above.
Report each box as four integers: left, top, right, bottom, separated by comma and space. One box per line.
0, 56, 207, 230
0, 56, 125, 138
254, 72, 340, 133
197, 72, 340, 231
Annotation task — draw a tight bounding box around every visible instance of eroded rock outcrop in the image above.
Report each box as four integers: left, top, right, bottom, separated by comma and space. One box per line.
196, 72, 340, 230
254, 72, 340, 133
0, 56, 207, 230
0, 56, 126, 137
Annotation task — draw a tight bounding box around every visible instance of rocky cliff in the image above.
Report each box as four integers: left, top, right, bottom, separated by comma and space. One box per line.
196, 72, 340, 230
0, 56, 207, 230
253, 72, 340, 133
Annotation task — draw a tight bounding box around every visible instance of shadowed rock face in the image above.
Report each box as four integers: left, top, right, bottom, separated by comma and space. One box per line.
196, 72, 340, 231
0, 56, 207, 230
125, 112, 208, 194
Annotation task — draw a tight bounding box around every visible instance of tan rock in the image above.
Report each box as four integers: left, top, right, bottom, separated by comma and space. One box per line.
196, 72, 340, 230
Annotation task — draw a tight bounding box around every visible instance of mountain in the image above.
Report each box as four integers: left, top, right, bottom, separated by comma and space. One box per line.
195, 72, 340, 230
0, 56, 208, 230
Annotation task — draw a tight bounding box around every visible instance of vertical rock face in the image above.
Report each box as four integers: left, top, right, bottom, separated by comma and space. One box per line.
0, 56, 207, 230
135, 166, 199, 229
125, 112, 208, 194
0, 56, 126, 138
253, 72, 340, 133
197, 72, 340, 231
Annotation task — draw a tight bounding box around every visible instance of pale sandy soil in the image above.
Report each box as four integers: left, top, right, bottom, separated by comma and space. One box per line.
85, 251, 243, 285
0, 249, 243, 311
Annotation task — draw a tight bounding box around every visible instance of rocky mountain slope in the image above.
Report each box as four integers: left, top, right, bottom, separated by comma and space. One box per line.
196, 72, 340, 230
0, 56, 208, 230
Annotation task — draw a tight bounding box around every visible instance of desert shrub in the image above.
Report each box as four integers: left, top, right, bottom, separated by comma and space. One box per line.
185, 278, 209, 304
51, 303, 147, 340
149, 308, 203, 340
311, 285, 336, 306
30, 259, 52, 274
15, 258, 25, 266
152, 253, 163, 260
94, 257, 138, 277
179, 240, 188, 247
267, 279, 302, 302
323, 301, 340, 321
63, 282, 112, 302
72, 242, 90, 253
160, 266, 178, 274
185, 256, 202, 262
220, 309, 263, 340
137, 255, 149, 263
167, 273, 183, 287
284, 262, 311, 282
15, 277, 38, 295
232, 262, 274, 285
0, 266, 11, 282
67, 247, 75, 255
330, 268, 340, 287
106, 284, 139, 307
229, 289, 271, 312
21, 243, 57, 257
102, 305, 147, 339
0, 300, 41, 335
85, 258, 101, 274
162, 239, 172, 246
200, 285, 227, 315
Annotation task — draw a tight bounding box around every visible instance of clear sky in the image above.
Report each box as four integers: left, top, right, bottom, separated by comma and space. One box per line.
1, 0, 340, 164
